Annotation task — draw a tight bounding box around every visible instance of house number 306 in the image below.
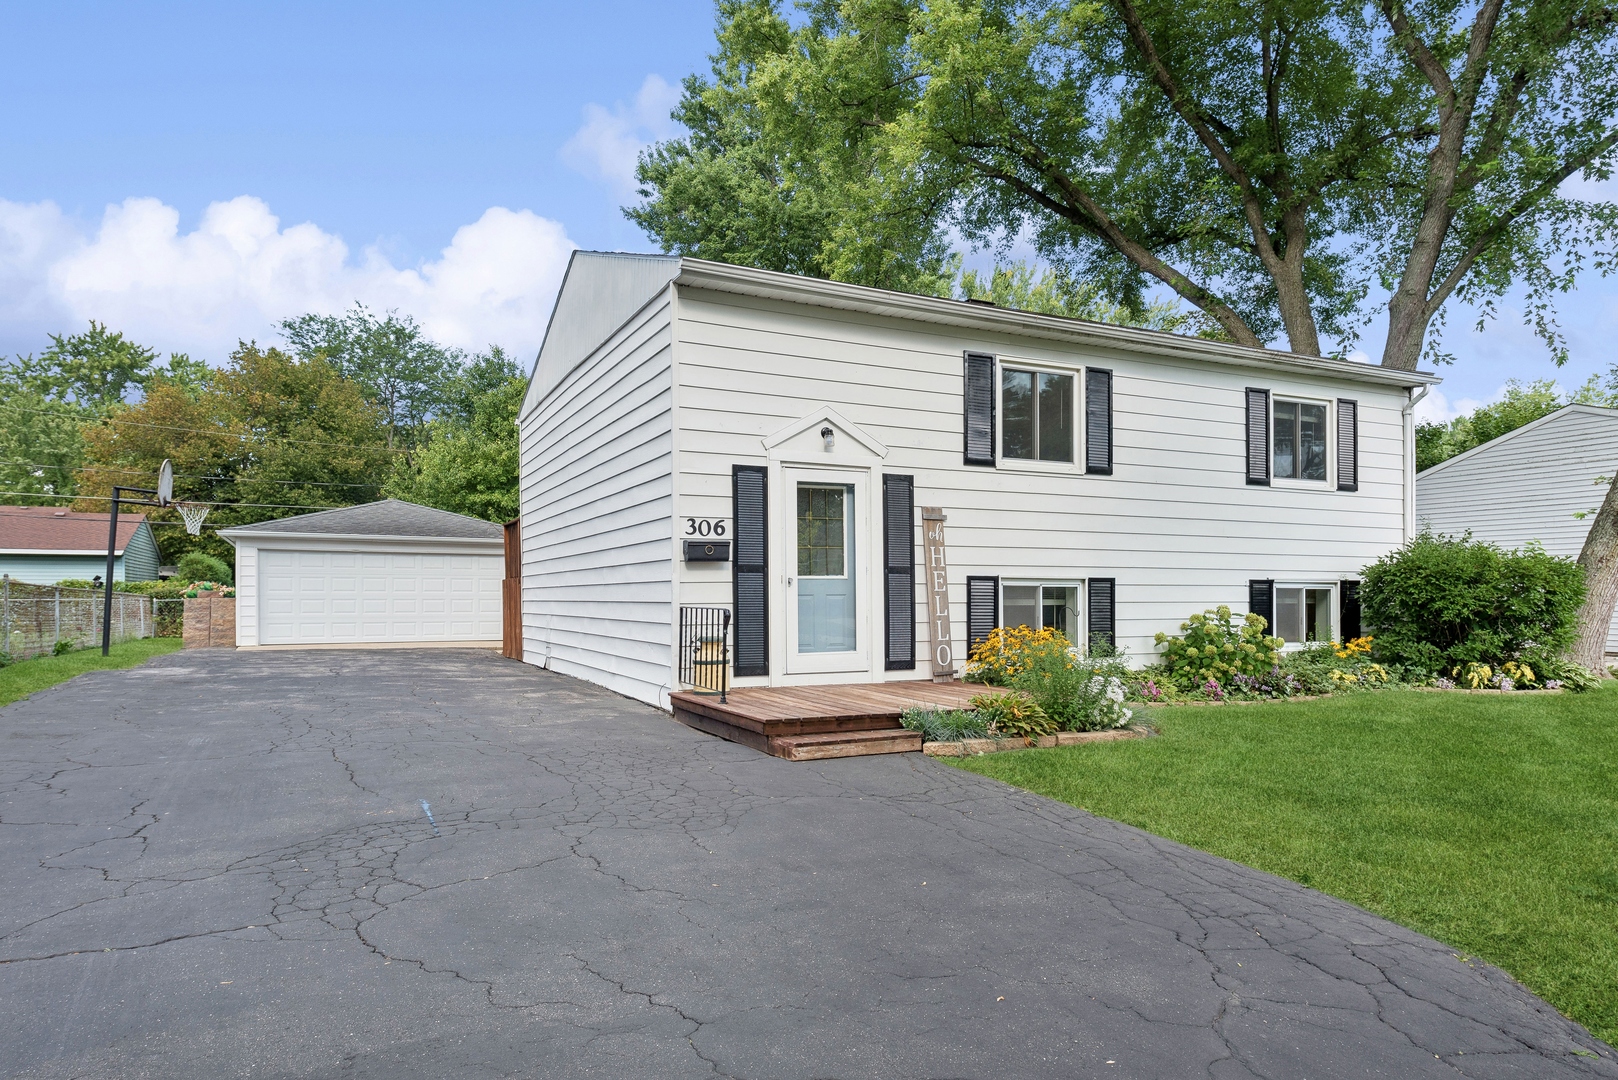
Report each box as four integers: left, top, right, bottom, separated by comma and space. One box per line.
684, 518, 728, 538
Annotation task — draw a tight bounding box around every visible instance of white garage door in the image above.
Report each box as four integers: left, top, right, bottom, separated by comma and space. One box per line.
260, 549, 503, 645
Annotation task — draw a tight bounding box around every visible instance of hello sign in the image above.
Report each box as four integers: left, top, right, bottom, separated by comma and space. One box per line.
920, 507, 956, 676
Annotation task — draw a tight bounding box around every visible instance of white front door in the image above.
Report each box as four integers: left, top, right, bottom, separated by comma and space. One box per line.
783, 468, 872, 675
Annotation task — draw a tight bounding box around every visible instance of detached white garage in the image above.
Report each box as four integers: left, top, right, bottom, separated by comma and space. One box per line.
220, 500, 505, 648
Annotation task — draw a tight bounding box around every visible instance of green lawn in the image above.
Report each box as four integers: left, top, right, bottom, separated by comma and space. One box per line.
949, 685, 1618, 1046
0, 638, 184, 709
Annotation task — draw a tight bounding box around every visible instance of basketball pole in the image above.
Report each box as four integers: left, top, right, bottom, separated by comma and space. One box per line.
102, 461, 172, 656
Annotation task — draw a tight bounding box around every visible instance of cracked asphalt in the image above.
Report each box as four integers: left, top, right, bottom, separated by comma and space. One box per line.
2, 649, 1613, 1079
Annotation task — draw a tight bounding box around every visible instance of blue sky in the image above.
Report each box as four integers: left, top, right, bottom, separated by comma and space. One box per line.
1, 0, 1613, 423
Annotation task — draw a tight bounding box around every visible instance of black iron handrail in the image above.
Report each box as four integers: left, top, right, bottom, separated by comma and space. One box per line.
678, 606, 731, 702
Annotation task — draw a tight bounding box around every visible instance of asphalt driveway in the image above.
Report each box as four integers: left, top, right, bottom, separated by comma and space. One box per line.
1, 649, 1612, 1079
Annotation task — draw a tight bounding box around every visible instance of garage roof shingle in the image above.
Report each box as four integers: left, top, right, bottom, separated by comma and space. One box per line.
223, 499, 503, 540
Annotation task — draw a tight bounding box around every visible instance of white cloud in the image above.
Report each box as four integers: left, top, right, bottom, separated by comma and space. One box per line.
0, 195, 575, 361
561, 74, 682, 195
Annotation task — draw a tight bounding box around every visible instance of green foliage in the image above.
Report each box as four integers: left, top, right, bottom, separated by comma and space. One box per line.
627, 0, 956, 296
384, 348, 523, 521
1360, 532, 1586, 675
51, 639, 74, 656
281, 305, 466, 449
1154, 606, 1284, 690
12, 321, 157, 412
899, 707, 990, 742
969, 690, 1056, 740
1009, 644, 1136, 732
636, 0, 1618, 366
177, 551, 232, 587
956, 261, 1188, 331
75, 343, 395, 566
0, 381, 85, 505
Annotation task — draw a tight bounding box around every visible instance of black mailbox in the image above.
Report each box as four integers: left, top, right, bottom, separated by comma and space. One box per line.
683, 540, 731, 562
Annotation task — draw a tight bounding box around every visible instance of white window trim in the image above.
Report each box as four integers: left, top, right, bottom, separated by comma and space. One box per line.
1272, 580, 1337, 649
1001, 578, 1087, 646
996, 358, 1084, 473
1270, 394, 1333, 488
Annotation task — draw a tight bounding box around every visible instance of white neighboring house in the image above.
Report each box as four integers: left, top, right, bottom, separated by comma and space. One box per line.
517, 252, 1440, 709
221, 499, 505, 648
1416, 403, 1618, 660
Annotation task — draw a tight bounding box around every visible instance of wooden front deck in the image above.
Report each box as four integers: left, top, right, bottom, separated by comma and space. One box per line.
669, 680, 999, 761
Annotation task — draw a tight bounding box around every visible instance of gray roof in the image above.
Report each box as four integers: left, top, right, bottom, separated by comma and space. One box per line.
222, 499, 503, 540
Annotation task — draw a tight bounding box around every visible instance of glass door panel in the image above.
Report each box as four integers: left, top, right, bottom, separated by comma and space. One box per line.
796, 484, 856, 653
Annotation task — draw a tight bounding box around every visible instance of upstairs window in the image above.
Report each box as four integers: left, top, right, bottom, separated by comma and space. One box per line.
1273, 398, 1328, 481
1002, 367, 1074, 463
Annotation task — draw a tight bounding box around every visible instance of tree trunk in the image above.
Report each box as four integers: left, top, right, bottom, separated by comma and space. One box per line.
1570, 470, 1618, 676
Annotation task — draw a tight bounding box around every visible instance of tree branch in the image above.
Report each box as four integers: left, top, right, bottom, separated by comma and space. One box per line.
1426, 127, 1618, 315
952, 141, 1264, 347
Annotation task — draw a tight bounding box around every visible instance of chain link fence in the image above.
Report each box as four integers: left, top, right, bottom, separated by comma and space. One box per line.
0, 577, 167, 661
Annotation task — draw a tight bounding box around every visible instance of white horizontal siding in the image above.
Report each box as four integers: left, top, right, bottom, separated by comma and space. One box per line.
235, 543, 259, 645
1417, 406, 1618, 655
519, 290, 675, 706
672, 289, 1412, 672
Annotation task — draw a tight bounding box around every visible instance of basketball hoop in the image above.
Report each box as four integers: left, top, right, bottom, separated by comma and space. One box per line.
178, 503, 209, 536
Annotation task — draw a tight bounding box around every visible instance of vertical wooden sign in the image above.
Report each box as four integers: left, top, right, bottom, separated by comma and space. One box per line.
920, 507, 955, 677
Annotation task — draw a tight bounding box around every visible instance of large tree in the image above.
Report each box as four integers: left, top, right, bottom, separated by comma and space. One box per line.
75, 344, 395, 565
635, 0, 1618, 366
280, 305, 464, 449
384, 348, 525, 522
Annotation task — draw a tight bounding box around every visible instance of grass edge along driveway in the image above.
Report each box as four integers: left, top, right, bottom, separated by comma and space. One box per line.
949, 685, 1618, 1048
0, 638, 184, 709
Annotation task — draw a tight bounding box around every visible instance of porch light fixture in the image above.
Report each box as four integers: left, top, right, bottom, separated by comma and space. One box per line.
821, 425, 834, 452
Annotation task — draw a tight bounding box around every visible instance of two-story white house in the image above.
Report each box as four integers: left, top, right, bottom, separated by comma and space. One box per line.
517, 252, 1438, 711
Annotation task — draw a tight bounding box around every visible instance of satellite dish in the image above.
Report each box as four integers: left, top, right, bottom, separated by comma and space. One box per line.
157, 459, 174, 507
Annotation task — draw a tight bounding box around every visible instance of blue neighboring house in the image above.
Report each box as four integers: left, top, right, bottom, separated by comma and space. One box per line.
0, 507, 162, 584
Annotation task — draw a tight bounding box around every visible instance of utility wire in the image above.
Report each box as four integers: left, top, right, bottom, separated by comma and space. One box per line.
0, 508, 217, 529
0, 488, 357, 511
0, 458, 384, 488
0, 400, 413, 454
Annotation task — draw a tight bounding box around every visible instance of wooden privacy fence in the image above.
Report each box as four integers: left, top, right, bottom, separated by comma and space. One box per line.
0, 576, 160, 661
502, 518, 522, 660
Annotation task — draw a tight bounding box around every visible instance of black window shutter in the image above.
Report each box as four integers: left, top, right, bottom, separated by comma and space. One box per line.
731, 465, 768, 677
1245, 388, 1271, 485
1085, 368, 1113, 475
964, 352, 996, 466
882, 474, 916, 671
1340, 580, 1361, 640
966, 575, 999, 652
1248, 579, 1275, 633
1087, 578, 1116, 649
1336, 398, 1359, 492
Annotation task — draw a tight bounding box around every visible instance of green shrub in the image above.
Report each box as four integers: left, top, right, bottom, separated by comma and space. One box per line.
1154, 606, 1283, 690
1361, 532, 1584, 675
52, 639, 74, 656
1011, 646, 1135, 731
899, 707, 989, 742
177, 551, 232, 586
969, 691, 1056, 740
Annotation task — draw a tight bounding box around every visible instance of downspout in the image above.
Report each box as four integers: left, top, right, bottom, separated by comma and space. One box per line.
1401, 385, 1431, 543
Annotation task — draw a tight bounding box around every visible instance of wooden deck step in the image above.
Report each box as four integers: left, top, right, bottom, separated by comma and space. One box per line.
768, 728, 922, 761
670, 680, 1002, 761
